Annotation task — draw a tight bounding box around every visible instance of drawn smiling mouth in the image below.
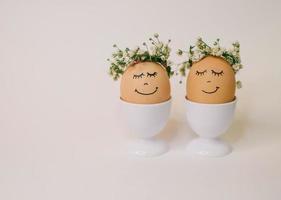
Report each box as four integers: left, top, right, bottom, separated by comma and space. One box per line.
202, 87, 220, 94
135, 87, 158, 95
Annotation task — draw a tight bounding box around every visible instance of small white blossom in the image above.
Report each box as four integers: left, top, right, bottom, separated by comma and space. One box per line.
138, 49, 145, 54
150, 47, 157, 54
184, 62, 190, 68
236, 81, 242, 89
128, 50, 135, 57
112, 59, 118, 65
233, 41, 240, 48
233, 63, 242, 71
216, 49, 224, 56
177, 49, 183, 56
156, 42, 164, 48
211, 47, 221, 56
196, 37, 203, 46
141, 55, 147, 60
193, 53, 204, 62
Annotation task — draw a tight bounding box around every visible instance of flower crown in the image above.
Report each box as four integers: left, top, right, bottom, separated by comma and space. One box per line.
107, 33, 173, 80
177, 38, 243, 88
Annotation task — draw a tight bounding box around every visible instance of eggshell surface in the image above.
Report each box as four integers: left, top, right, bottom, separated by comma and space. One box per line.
186, 56, 236, 104
121, 62, 171, 104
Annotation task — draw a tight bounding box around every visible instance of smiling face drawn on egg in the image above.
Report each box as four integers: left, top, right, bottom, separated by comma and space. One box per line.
186, 56, 236, 104
121, 62, 171, 104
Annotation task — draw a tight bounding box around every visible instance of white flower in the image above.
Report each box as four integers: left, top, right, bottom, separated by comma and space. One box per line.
184, 62, 190, 68
156, 42, 164, 48
117, 50, 123, 58
236, 81, 242, 89
112, 59, 119, 65
193, 53, 204, 62
205, 46, 212, 54
196, 37, 203, 46
138, 49, 145, 54
231, 51, 238, 57
213, 39, 220, 46
230, 47, 239, 57
141, 55, 147, 60
150, 47, 157, 55
211, 47, 220, 55
128, 50, 135, 57
215, 49, 224, 56
233, 41, 240, 48
177, 49, 183, 56
164, 45, 171, 53
195, 49, 202, 55
233, 64, 241, 71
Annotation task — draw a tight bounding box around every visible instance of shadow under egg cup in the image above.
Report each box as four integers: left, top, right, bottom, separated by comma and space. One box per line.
121, 98, 171, 157
185, 98, 237, 157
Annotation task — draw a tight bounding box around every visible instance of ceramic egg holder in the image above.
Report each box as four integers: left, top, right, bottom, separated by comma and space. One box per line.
121, 99, 171, 157
185, 98, 236, 157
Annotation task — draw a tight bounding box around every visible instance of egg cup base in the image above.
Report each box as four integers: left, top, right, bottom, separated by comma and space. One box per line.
128, 138, 169, 157
186, 138, 232, 157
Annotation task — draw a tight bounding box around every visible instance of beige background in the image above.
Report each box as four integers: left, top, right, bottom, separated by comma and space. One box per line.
0, 0, 281, 199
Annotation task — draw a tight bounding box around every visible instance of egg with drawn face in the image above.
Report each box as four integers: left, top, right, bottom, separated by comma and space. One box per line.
186, 56, 236, 104
121, 62, 171, 104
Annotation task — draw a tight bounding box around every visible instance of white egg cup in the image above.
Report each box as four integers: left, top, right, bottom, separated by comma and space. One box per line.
185, 98, 237, 157
121, 99, 171, 157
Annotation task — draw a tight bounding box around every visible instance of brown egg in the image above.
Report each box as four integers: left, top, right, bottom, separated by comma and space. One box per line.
186, 56, 236, 104
120, 62, 171, 104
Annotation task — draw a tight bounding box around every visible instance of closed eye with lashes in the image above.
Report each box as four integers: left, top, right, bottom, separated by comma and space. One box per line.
195, 70, 207, 76
133, 73, 145, 79
211, 70, 224, 76
147, 72, 157, 77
